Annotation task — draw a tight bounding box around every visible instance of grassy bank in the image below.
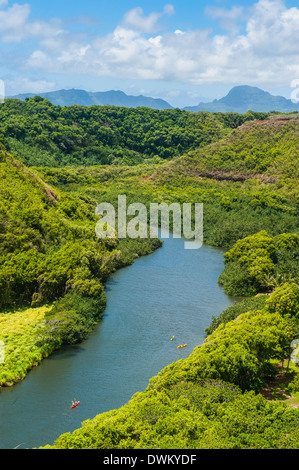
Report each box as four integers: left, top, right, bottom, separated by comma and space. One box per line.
0, 305, 51, 386
0, 148, 162, 387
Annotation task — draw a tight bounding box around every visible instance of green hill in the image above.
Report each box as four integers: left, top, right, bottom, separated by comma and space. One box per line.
0, 97, 270, 167
0, 146, 105, 311
0, 147, 160, 385
160, 113, 299, 181
38, 111, 299, 251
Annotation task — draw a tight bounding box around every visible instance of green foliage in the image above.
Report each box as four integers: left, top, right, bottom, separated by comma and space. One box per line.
36, 290, 107, 346
219, 231, 299, 296
218, 260, 260, 296
0, 305, 52, 386
46, 386, 299, 450
182, 114, 299, 179
285, 375, 299, 395
274, 233, 299, 249
0, 149, 161, 358
148, 279, 299, 394
1, 102, 299, 449
266, 283, 299, 318
39, 160, 299, 253
41, 289, 299, 449
205, 295, 268, 336
0, 98, 245, 167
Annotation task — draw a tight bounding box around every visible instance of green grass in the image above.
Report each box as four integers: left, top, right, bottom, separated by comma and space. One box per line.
0, 305, 52, 386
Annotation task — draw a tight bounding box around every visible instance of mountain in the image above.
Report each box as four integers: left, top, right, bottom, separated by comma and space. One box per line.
9, 88, 173, 110
10, 85, 299, 112
184, 85, 299, 113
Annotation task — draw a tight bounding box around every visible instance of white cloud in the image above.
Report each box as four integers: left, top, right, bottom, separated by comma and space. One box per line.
121, 7, 161, 33
2, 0, 299, 91
121, 4, 175, 33
0, 3, 31, 41
246, 0, 299, 56
0, 2, 65, 44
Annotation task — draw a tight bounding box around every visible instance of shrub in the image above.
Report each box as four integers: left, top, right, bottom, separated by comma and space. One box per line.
266, 283, 299, 318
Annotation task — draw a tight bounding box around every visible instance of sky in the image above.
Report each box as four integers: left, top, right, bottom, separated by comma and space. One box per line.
1, 0, 299, 107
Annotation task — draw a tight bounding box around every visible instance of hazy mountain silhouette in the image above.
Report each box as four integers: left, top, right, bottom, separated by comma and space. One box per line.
10, 85, 299, 113
184, 85, 299, 113
10, 88, 173, 110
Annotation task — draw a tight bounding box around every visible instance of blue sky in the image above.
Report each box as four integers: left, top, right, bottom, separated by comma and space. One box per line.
1, 0, 299, 106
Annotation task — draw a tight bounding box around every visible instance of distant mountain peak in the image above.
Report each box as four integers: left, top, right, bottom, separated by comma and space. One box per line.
184, 85, 299, 114
9, 88, 173, 110
226, 85, 268, 96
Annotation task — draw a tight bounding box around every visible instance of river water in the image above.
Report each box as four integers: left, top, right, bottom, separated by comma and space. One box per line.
0, 235, 235, 449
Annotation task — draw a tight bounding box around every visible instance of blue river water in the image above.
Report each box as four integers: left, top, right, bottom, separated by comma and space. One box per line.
0, 235, 236, 449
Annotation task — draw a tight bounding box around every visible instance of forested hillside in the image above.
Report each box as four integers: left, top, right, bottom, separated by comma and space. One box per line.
40, 114, 299, 249
38, 110, 299, 449
0, 97, 270, 167
1, 100, 299, 449
171, 114, 299, 180
0, 147, 160, 385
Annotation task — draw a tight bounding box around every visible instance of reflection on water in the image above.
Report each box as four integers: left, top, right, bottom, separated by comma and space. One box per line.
0, 236, 235, 449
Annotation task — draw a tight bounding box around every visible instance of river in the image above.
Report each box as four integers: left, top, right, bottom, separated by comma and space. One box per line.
0, 235, 235, 449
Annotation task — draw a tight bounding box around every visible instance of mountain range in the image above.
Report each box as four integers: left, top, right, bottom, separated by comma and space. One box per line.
9, 85, 299, 113
9, 89, 173, 110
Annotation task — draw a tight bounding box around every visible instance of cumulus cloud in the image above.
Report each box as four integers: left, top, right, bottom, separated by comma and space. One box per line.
1, 0, 299, 89
121, 4, 175, 33
246, 0, 299, 56
0, 3, 31, 41
0, 1, 65, 44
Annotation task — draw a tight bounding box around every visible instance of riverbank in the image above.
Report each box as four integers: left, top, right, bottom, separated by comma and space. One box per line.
36, 228, 299, 449
40, 281, 299, 449
0, 236, 235, 449
0, 305, 52, 387
0, 236, 162, 389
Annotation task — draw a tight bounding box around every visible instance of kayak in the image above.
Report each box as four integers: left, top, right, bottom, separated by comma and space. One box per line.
71, 401, 80, 409
177, 344, 187, 349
